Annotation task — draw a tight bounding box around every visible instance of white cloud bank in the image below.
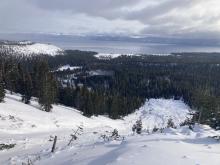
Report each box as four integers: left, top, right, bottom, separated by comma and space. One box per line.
1, 0, 220, 38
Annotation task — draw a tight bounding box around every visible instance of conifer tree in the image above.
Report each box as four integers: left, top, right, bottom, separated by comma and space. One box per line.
17, 64, 33, 104
0, 64, 5, 102
0, 82, 4, 102
22, 72, 33, 104
84, 92, 93, 117
5, 62, 19, 94
110, 96, 119, 119
36, 61, 57, 112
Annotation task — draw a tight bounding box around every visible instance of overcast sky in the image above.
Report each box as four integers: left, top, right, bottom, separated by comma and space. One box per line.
1, 0, 220, 38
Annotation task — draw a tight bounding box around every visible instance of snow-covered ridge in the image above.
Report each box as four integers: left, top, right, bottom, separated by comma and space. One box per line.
94, 53, 141, 60
0, 41, 63, 56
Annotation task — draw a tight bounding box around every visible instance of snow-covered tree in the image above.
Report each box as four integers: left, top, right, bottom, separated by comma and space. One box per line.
136, 119, 143, 134
167, 118, 176, 128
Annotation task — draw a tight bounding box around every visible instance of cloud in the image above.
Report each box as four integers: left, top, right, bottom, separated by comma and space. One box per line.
30, 0, 140, 19
1, 0, 220, 39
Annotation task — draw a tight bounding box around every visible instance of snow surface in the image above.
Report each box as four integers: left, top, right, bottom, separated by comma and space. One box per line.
0, 93, 220, 165
0, 42, 63, 56
94, 53, 140, 60
151, 53, 172, 56
88, 70, 113, 76
94, 53, 172, 60
56, 65, 82, 72
124, 99, 191, 132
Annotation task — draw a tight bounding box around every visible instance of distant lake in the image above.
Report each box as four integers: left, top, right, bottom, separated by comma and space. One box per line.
47, 40, 220, 54
1, 33, 220, 54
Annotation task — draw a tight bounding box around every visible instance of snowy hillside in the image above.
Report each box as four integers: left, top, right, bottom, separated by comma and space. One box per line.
0, 41, 63, 56
0, 93, 220, 165
0, 93, 190, 135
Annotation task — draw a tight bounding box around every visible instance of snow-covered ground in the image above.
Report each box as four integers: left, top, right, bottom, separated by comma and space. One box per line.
0, 41, 63, 56
151, 53, 172, 56
94, 53, 141, 60
56, 65, 82, 72
0, 93, 219, 165
88, 70, 114, 76
94, 53, 173, 60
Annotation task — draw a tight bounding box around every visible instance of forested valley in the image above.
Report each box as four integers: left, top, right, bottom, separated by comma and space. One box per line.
0, 50, 220, 130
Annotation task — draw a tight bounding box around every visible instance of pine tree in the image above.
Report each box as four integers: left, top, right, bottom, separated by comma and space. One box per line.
0, 82, 4, 102
37, 61, 57, 112
0, 66, 5, 102
110, 96, 119, 119
22, 72, 33, 104
0, 59, 5, 102
5, 62, 19, 94
84, 92, 93, 117
74, 86, 81, 109
18, 64, 33, 104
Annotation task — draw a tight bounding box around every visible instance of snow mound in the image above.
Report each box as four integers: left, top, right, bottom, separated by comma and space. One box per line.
0, 41, 63, 56
124, 99, 191, 131
94, 53, 140, 60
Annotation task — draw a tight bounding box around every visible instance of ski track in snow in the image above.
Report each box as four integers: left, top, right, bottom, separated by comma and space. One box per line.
0, 93, 220, 165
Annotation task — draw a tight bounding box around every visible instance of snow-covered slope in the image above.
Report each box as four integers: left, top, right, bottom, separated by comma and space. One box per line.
57, 126, 219, 165
0, 94, 190, 134
0, 93, 220, 165
0, 41, 63, 56
0, 93, 121, 134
